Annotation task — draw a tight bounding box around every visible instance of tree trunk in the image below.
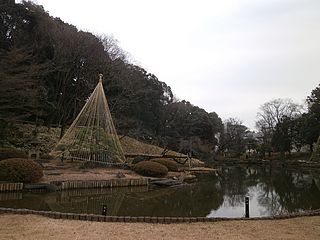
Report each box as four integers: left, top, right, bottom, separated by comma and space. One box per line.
310, 143, 314, 153
60, 123, 66, 139
280, 149, 285, 161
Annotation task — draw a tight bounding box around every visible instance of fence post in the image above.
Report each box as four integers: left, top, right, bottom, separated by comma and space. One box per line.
102, 205, 107, 216
245, 197, 249, 218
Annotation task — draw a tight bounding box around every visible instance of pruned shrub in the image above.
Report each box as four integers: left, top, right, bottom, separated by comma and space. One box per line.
0, 158, 43, 183
134, 161, 168, 177
151, 158, 180, 172
0, 148, 27, 161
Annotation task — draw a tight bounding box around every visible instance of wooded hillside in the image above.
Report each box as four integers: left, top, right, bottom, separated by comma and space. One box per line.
0, 1, 223, 161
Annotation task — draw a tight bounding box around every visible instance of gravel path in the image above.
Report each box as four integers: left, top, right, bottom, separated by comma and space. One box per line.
0, 214, 319, 240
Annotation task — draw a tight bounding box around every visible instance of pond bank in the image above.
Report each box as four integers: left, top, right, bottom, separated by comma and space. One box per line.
1, 207, 319, 223
0, 214, 319, 240
0, 159, 216, 192
212, 158, 320, 168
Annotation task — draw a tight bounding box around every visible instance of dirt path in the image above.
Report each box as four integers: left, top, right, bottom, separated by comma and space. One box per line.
0, 214, 319, 240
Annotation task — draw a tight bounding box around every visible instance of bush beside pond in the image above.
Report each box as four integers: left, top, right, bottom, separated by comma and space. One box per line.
151, 158, 180, 172
0, 158, 43, 183
134, 161, 168, 177
0, 148, 27, 161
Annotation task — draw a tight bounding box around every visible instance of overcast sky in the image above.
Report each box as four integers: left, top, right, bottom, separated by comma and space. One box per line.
29, 0, 320, 129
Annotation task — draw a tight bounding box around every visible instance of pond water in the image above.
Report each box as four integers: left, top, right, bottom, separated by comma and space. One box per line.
0, 166, 319, 218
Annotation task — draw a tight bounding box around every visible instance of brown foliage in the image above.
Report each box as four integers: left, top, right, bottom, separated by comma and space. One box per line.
151, 158, 180, 172
133, 161, 168, 177
0, 158, 43, 183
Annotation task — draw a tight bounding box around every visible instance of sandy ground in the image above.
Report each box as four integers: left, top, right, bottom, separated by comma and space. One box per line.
0, 214, 319, 240
43, 168, 142, 182
42, 160, 142, 182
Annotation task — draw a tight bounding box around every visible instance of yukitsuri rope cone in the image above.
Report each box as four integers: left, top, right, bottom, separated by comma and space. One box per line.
52, 74, 126, 164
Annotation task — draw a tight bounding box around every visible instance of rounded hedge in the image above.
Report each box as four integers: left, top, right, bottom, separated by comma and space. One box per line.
151, 158, 180, 172
134, 161, 168, 177
0, 158, 43, 183
0, 148, 27, 161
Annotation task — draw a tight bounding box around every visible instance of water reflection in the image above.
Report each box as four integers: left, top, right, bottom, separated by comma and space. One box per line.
256, 168, 320, 216
209, 166, 320, 217
0, 166, 319, 217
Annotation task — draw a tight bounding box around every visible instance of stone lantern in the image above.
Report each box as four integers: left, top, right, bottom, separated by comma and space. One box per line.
28, 138, 42, 160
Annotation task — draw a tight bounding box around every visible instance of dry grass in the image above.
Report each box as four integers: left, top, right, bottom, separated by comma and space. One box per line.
41, 159, 141, 183
0, 214, 319, 240
119, 136, 204, 166
120, 136, 189, 158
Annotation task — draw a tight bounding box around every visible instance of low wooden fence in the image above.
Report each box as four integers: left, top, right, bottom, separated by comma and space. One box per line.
52, 178, 148, 190
0, 183, 23, 192
0, 178, 148, 192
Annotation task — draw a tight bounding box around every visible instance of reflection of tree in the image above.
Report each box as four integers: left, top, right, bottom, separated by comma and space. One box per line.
0, 187, 148, 215
257, 185, 286, 216
256, 167, 286, 215
0, 192, 50, 211
118, 181, 224, 217
218, 166, 259, 206
216, 166, 320, 216
46, 188, 132, 215
257, 168, 320, 215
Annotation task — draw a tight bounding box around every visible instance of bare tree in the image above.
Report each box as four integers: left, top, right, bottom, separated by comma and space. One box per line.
219, 118, 248, 157
99, 35, 128, 61
256, 98, 302, 131
255, 98, 302, 157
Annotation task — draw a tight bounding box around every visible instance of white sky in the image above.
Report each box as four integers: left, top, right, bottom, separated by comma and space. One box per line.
28, 0, 320, 129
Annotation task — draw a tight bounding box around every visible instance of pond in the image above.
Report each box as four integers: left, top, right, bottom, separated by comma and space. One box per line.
0, 166, 319, 218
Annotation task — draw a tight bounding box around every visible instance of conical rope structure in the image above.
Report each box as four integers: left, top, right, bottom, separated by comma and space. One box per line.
51, 74, 126, 164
